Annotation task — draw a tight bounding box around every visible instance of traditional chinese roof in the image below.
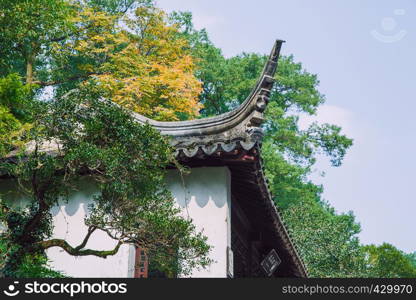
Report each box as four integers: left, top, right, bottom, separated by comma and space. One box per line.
132, 40, 307, 277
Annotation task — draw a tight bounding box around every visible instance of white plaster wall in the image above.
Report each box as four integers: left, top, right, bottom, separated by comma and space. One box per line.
166, 167, 231, 278
0, 167, 231, 278
0, 178, 134, 278
46, 178, 135, 278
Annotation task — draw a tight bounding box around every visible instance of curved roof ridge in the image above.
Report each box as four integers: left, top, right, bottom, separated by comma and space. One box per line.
132, 40, 284, 139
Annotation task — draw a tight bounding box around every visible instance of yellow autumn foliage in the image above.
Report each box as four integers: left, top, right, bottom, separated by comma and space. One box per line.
54, 6, 202, 121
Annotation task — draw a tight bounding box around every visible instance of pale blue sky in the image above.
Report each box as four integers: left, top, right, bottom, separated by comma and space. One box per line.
156, 0, 415, 253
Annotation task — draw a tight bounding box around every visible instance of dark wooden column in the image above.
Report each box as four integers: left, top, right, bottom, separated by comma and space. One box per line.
134, 247, 149, 278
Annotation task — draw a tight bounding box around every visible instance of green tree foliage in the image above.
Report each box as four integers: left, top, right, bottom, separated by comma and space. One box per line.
173, 12, 416, 278
0, 74, 33, 156
282, 198, 369, 277
0, 0, 74, 83
406, 252, 416, 269
0, 87, 210, 277
364, 244, 416, 278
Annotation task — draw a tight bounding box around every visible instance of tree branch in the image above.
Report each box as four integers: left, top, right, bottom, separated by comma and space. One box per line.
39, 238, 123, 258
18, 147, 52, 243
74, 226, 97, 251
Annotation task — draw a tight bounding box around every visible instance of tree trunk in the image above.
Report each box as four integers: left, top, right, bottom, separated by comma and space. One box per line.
26, 50, 34, 84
